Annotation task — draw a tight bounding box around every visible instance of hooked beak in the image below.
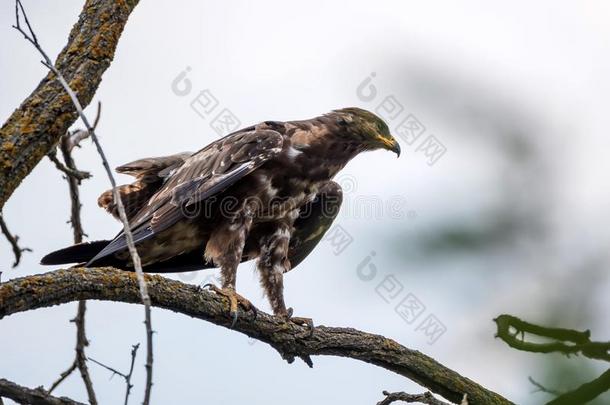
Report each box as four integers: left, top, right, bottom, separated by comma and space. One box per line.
375, 135, 401, 157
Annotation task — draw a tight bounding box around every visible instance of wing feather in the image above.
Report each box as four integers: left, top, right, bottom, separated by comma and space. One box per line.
88, 129, 284, 266
97, 152, 191, 221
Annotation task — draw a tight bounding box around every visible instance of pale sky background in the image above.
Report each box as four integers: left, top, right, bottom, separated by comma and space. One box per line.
1, 1, 610, 404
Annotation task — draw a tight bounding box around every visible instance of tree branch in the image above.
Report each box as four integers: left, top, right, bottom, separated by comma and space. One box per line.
88, 343, 140, 405
494, 314, 610, 361
377, 390, 455, 405
527, 376, 563, 397
47, 150, 91, 183
0, 213, 31, 268
495, 315, 610, 404
0, 268, 512, 405
47, 301, 97, 404
46, 118, 96, 403
0, 378, 85, 405
11, 3, 154, 402
0, 0, 140, 210
546, 368, 610, 405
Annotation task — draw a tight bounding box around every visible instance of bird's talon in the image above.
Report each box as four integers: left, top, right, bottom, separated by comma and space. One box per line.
202, 285, 256, 327
279, 308, 314, 336
291, 317, 315, 336
230, 310, 239, 328
201, 283, 216, 291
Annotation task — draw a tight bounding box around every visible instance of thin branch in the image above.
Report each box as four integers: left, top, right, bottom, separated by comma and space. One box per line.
494, 315, 610, 361
48, 364, 76, 395
47, 150, 91, 182
58, 127, 93, 242
377, 390, 455, 405
124, 344, 140, 405
0, 212, 32, 268
0, 268, 513, 405
13, 3, 154, 403
88, 343, 140, 405
0, 378, 85, 405
528, 376, 562, 397
74, 301, 97, 403
88, 358, 128, 380
46, 122, 96, 404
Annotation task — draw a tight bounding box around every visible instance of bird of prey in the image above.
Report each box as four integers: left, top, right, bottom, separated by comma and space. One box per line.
42, 107, 400, 327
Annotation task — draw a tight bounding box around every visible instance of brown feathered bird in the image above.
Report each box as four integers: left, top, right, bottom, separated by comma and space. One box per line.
42, 107, 400, 326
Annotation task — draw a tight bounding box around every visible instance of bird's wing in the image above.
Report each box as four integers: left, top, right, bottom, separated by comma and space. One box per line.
97, 152, 192, 221
287, 181, 343, 270
88, 129, 285, 266
114, 152, 193, 179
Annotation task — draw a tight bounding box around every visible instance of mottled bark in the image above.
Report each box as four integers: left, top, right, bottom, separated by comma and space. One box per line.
0, 0, 140, 210
0, 378, 86, 405
0, 268, 513, 405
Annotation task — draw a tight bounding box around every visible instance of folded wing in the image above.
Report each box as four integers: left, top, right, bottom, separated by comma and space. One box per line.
97, 152, 192, 221
88, 129, 284, 266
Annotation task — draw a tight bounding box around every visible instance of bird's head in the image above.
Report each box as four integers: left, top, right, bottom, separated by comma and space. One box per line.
332, 107, 401, 157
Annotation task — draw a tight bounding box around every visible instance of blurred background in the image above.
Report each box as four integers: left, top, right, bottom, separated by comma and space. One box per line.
1, 1, 610, 404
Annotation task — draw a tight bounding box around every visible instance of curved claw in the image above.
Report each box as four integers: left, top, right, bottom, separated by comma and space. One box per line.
230, 310, 239, 328
284, 307, 314, 337
202, 284, 257, 327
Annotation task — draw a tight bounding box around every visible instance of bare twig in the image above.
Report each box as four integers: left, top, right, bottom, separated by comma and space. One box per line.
0, 268, 513, 405
124, 344, 140, 405
56, 123, 96, 243
47, 150, 91, 182
0, 378, 85, 405
123, 344, 140, 405
377, 390, 455, 405
74, 301, 96, 402
46, 119, 96, 403
528, 376, 562, 397
89, 343, 140, 405
88, 358, 128, 379
0, 212, 32, 268
13, 2, 154, 403
47, 302, 96, 405
48, 362, 76, 395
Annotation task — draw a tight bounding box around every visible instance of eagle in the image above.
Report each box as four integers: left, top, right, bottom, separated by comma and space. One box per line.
42, 107, 400, 327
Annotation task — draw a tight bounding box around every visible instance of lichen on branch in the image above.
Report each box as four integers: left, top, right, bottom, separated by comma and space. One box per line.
0, 267, 512, 405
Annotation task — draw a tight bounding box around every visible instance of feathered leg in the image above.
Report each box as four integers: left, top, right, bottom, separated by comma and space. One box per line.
257, 221, 313, 331
204, 208, 256, 327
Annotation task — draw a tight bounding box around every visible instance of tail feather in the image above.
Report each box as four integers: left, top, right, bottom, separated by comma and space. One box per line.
40, 240, 111, 265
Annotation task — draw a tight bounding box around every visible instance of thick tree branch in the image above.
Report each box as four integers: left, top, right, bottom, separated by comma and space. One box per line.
0, 268, 512, 405
0, 378, 85, 405
0, 0, 139, 210
377, 390, 455, 405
